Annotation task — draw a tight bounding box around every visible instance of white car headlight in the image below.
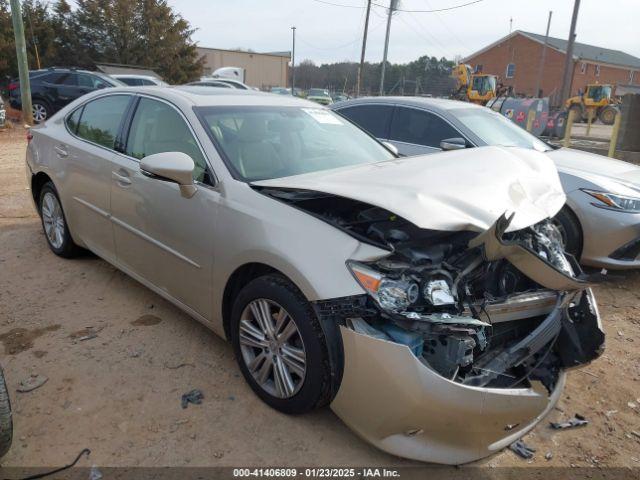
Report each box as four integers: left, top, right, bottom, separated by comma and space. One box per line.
347, 261, 419, 312
582, 189, 640, 213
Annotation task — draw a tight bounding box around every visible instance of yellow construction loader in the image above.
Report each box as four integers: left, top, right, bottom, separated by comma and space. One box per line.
451, 64, 498, 105
565, 83, 619, 125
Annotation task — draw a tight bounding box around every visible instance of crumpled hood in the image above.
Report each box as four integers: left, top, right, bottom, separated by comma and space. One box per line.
253, 146, 566, 232
548, 148, 640, 189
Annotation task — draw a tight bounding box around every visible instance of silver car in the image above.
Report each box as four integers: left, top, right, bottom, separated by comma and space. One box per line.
332, 97, 640, 269
26, 87, 604, 464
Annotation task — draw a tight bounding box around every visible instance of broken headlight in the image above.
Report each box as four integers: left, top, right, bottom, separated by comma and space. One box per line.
347, 261, 419, 312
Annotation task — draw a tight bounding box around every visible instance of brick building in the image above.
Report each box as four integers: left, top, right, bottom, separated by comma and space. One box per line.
463, 30, 640, 104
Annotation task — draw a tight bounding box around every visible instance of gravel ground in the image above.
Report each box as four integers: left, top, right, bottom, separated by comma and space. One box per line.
0, 126, 639, 469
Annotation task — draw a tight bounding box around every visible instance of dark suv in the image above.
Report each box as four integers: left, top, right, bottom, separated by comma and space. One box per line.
6, 68, 123, 123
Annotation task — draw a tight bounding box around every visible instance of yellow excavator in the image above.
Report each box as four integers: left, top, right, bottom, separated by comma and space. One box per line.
451, 64, 499, 105
565, 83, 619, 125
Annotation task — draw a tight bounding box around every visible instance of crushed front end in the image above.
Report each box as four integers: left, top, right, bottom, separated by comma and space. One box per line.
321, 207, 604, 464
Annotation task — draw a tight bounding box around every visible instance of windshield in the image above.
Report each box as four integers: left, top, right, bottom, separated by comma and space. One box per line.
589, 85, 612, 101
195, 106, 395, 181
309, 89, 329, 97
471, 76, 496, 96
456, 108, 552, 152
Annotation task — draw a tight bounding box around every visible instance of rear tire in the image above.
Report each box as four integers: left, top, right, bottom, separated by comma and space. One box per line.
552, 206, 583, 259
38, 182, 82, 258
0, 366, 12, 459
230, 274, 333, 414
32, 100, 51, 124
568, 105, 583, 123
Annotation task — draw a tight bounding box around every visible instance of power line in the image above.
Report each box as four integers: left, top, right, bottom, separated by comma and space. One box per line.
309, 0, 364, 8
372, 0, 485, 13
310, 0, 486, 13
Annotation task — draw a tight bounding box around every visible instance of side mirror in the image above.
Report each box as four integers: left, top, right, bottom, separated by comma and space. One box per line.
382, 141, 399, 156
140, 152, 197, 198
440, 137, 467, 151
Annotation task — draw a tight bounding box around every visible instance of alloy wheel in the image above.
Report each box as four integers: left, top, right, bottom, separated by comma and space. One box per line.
41, 192, 65, 249
32, 103, 47, 123
238, 299, 307, 399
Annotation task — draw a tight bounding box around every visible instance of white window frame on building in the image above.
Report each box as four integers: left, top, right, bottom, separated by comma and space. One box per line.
580, 62, 587, 74
474, 64, 483, 73
505, 63, 515, 78
595, 64, 600, 77
631, 70, 636, 84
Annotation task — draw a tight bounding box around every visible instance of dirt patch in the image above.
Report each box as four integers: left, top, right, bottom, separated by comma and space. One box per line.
131, 314, 163, 326
0, 325, 60, 355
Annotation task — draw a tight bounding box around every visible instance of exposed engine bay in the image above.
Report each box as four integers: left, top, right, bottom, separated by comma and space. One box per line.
256, 187, 605, 393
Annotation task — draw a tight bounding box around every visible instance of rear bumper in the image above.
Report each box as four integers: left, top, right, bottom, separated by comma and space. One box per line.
331, 326, 566, 465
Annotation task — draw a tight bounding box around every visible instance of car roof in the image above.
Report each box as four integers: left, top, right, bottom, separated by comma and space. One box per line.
331, 96, 484, 114
89, 85, 324, 108
113, 74, 158, 80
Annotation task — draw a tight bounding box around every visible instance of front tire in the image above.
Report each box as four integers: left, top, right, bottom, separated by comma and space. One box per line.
553, 206, 583, 259
230, 274, 333, 414
38, 182, 82, 258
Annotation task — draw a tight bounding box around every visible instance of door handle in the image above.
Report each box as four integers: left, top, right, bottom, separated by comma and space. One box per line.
112, 170, 132, 186
54, 145, 68, 157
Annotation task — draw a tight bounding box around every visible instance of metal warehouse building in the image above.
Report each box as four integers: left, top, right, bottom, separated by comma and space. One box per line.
196, 47, 291, 90
463, 30, 640, 104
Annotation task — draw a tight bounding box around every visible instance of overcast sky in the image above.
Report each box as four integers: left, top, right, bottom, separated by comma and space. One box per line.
169, 0, 640, 65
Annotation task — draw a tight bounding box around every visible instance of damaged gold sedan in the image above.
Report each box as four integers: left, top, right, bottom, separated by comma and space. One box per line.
29, 92, 604, 465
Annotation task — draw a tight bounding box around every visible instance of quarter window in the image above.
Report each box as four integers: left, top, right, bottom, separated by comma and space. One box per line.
66, 107, 83, 134
337, 104, 393, 138
389, 107, 460, 148
126, 98, 209, 183
76, 95, 131, 149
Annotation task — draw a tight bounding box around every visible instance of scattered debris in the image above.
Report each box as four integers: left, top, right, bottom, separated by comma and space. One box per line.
128, 347, 144, 358
550, 413, 588, 430
131, 314, 162, 326
628, 402, 638, 409
605, 410, 618, 417
18, 447, 91, 479
90, 465, 103, 480
79, 333, 98, 341
545, 452, 553, 461
631, 431, 640, 440
164, 361, 195, 370
181, 389, 204, 409
17, 374, 48, 393
509, 440, 536, 459
577, 370, 600, 379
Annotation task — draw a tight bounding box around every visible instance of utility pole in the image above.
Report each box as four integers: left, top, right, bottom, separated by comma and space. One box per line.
560, 0, 580, 104
379, 0, 398, 96
10, 0, 33, 125
356, 0, 372, 97
535, 10, 553, 98
291, 26, 296, 95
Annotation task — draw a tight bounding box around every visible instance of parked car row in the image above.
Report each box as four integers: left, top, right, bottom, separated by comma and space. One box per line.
4, 68, 125, 123
26, 86, 611, 464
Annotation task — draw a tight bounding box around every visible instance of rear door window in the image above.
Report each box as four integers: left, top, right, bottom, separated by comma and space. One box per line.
76, 95, 131, 149
389, 107, 460, 148
337, 104, 393, 138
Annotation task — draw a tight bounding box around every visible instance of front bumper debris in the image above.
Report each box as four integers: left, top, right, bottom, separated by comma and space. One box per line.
330, 287, 604, 465
330, 325, 566, 465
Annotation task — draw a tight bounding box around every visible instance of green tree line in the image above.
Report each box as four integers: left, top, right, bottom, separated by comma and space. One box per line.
0, 0, 204, 84
293, 55, 456, 96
